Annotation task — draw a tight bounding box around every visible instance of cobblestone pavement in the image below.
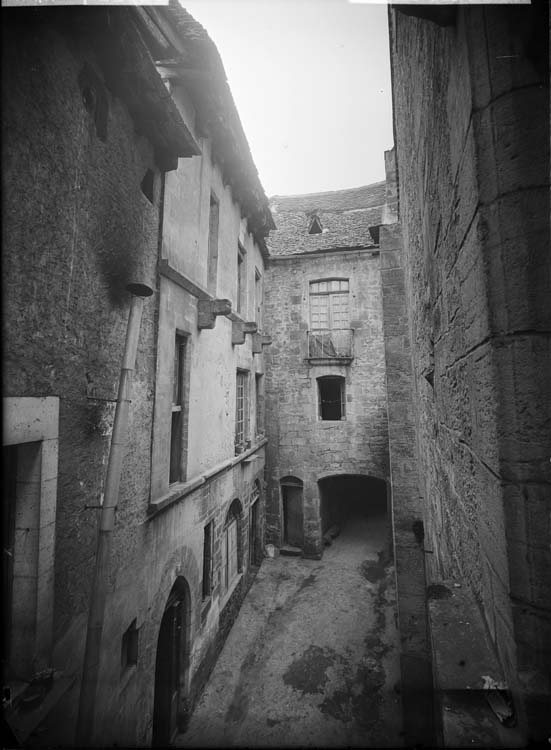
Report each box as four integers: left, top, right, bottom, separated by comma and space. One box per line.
176, 509, 403, 748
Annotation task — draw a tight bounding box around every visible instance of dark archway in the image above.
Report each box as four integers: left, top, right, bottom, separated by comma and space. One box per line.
318, 474, 387, 536
152, 577, 191, 747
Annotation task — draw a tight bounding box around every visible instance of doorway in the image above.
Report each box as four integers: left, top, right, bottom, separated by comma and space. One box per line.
280, 477, 303, 548
318, 474, 388, 549
152, 578, 190, 747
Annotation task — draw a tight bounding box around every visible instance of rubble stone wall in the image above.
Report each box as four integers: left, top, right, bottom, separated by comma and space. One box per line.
264, 251, 389, 557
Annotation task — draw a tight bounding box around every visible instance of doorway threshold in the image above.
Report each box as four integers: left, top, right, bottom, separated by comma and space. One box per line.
279, 544, 302, 557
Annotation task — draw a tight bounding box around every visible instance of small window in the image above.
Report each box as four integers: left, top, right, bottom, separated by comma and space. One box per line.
237, 244, 246, 314
78, 64, 108, 141
255, 268, 263, 326
170, 334, 188, 484
207, 194, 219, 293
141, 170, 155, 203
318, 376, 345, 420
202, 521, 214, 600
121, 619, 138, 672
222, 501, 242, 593
255, 373, 264, 436
308, 215, 323, 234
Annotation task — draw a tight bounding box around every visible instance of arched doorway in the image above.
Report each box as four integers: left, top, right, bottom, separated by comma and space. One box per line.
152, 577, 191, 747
280, 476, 303, 549
318, 474, 388, 547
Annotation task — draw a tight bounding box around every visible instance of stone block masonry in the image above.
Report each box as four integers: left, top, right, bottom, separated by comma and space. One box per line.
389, 3, 550, 741
265, 248, 389, 558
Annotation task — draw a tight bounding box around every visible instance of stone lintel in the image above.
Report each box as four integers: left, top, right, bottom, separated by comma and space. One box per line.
197, 298, 232, 329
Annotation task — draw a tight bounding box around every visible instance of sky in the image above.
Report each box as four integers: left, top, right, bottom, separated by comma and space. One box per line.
183, 0, 393, 197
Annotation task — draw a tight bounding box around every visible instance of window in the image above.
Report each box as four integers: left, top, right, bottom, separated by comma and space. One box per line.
141, 170, 154, 203
309, 280, 352, 358
235, 370, 250, 452
78, 64, 108, 141
308, 214, 323, 234
310, 279, 350, 330
121, 619, 138, 673
318, 376, 345, 420
249, 482, 261, 566
207, 194, 219, 293
254, 268, 263, 326
202, 521, 214, 600
170, 334, 188, 484
237, 244, 246, 314
222, 501, 242, 593
255, 373, 264, 436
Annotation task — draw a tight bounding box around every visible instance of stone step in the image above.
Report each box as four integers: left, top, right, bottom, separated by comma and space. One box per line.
279, 545, 302, 557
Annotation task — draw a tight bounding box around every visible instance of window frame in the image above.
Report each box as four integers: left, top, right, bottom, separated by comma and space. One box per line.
169, 332, 189, 485
255, 373, 264, 437
309, 279, 350, 331
237, 243, 246, 315
202, 521, 214, 601
207, 192, 219, 293
221, 501, 242, 595
317, 375, 346, 421
235, 369, 250, 452
254, 267, 263, 327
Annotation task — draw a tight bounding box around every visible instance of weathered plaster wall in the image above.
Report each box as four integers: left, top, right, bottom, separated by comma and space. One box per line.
3, 14, 270, 746
264, 251, 389, 557
389, 5, 550, 738
2, 9, 159, 677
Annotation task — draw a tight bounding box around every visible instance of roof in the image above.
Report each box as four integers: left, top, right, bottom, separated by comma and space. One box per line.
267, 182, 386, 257
143, 2, 275, 252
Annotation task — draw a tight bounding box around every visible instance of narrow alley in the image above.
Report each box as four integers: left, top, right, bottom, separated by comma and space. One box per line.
178, 497, 402, 748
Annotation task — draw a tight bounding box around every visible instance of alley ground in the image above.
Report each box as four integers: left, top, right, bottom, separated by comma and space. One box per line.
176, 508, 403, 748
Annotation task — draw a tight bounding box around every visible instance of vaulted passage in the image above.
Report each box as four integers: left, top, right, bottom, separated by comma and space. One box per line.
319, 474, 387, 537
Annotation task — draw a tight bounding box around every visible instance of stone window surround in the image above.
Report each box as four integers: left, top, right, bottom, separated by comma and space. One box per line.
3, 396, 59, 678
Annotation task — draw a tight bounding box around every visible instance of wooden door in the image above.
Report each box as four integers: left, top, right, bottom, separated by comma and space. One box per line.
283, 486, 303, 548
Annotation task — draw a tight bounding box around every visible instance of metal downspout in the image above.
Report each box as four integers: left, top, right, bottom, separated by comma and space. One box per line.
75, 283, 153, 745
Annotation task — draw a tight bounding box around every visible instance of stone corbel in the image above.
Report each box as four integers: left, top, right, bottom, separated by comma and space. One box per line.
197, 298, 232, 329
232, 321, 258, 345
252, 332, 273, 354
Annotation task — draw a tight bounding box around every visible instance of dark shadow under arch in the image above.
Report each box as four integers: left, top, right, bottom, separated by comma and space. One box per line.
152, 576, 191, 747
318, 474, 387, 534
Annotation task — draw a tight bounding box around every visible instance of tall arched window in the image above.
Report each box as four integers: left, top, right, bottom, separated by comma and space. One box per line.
222, 499, 242, 592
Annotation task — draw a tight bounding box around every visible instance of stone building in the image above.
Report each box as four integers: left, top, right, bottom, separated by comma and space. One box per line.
2, 4, 272, 746
264, 185, 389, 559
384, 2, 550, 745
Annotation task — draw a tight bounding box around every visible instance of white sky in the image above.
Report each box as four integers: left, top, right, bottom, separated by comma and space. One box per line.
183, 0, 393, 197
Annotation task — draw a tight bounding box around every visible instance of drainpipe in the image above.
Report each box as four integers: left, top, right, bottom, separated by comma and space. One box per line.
76, 283, 153, 746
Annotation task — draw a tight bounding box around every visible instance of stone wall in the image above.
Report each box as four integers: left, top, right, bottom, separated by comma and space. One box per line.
264, 250, 389, 557
389, 4, 550, 739
2, 10, 271, 746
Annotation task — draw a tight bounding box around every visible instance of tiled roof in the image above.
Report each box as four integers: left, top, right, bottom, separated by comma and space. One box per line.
268, 182, 385, 257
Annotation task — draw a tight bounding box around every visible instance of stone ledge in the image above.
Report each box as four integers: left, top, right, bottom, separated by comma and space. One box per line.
147, 438, 268, 519
428, 580, 524, 747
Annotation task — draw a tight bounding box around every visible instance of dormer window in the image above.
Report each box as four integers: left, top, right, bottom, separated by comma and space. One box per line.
308, 215, 323, 234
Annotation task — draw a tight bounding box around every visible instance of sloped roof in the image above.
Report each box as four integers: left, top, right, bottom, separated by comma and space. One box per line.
268, 182, 385, 257
142, 1, 275, 251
